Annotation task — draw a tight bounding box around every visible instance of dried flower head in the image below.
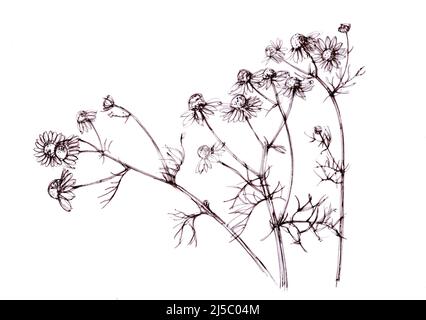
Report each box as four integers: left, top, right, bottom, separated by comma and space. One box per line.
222, 94, 262, 122
314, 126, 323, 135
289, 33, 318, 62
264, 39, 286, 63
103, 95, 115, 111
313, 36, 346, 72
280, 77, 314, 99
181, 93, 221, 126
76, 110, 97, 133
47, 169, 76, 212
196, 143, 224, 174
230, 69, 254, 94
338, 23, 351, 33
252, 68, 290, 90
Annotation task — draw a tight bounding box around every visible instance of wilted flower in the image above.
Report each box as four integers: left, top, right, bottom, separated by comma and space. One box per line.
289, 33, 318, 62
196, 143, 224, 174
313, 36, 346, 72
264, 39, 286, 63
314, 126, 323, 135
103, 95, 115, 111
47, 169, 76, 212
34, 131, 80, 167
252, 68, 290, 90
222, 95, 262, 122
230, 69, 254, 94
338, 23, 351, 33
280, 77, 314, 99
76, 110, 97, 133
181, 93, 221, 126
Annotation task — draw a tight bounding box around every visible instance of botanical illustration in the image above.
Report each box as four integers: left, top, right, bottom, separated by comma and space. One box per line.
34, 23, 364, 289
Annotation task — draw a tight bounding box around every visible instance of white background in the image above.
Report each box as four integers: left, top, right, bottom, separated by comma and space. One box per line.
0, 0, 425, 299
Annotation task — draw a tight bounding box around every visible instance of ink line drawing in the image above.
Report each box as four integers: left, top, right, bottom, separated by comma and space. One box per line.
34, 23, 364, 289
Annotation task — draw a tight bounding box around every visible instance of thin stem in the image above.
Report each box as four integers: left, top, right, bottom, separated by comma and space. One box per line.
269, 93, 295, 147
73, 168, 129, 189
78, 138, 274, 282
91, 123, 103, 151
280, 59, 310, 77
315, 75, 346, 286
250, 83, 276, 105
79, 140, 164, 183
218, 161, 262, 194
259, 144, 288, 289
204, 118, 259, 175
115, 105, 169, 175
174, 184, 276, 282
335, 33, 350, 91
246, 118, 264, 147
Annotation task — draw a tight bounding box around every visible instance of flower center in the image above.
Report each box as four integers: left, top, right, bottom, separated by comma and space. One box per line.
48, 180, 61, 199
265, 46, 276, 58
290, 34, 303, 49
285, 77, 298, 88
197, 145, 211, 159
322, 49, 333, 61
263, 68, 276, 79
55, 142, 69, 160
230, 95, 246, 109
44, 143, 56, 156
237, 69, 251, 83
188, 93, 206, 110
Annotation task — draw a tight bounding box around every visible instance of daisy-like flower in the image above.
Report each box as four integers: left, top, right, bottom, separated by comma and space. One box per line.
34, 131, 66, 167
288, 33, 318, 63
264, 39, 286, 63
54, 136, 80, 167
338, 23, 351, 33
103, 95, 115, 111
313, 36, 346, 72
181, 93, 221, 126
280, 77, 314, 99
34, 131, 80, 168
47, 169, 76, 212
252, 68, 290, 90
76, 110, 97, 134
222, 94, 262, 122
230, 69, 253, 94
196, 143, 224, 174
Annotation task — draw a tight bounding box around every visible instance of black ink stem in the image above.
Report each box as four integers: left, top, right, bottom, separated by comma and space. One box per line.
73, 168, 129, 189
315, 76, 346, 286
79, 139, 274, 282
115, 105, 169, 175
204, 118, 259, 175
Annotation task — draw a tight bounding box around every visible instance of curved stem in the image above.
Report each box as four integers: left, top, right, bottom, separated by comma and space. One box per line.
115, 105, 169, 175
204, 118, 259, 175
91, 123, 103, 151
78, 139, 274, 282
174, 184, 276, 282
280, 59, 310, 77
250, 83, 276, 105
315, 76, 346, 286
